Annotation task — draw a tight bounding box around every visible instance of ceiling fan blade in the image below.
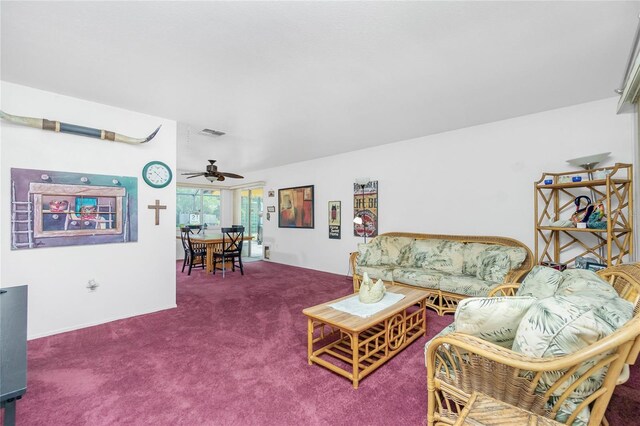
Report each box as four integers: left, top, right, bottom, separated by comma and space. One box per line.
185, 174, 205, 179
217, 175, 226, 182
218, 172, 244, 179
181, 172, 205, 175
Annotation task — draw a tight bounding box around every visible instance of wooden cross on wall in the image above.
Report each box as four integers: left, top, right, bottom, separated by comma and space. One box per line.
148, 200, 166, 225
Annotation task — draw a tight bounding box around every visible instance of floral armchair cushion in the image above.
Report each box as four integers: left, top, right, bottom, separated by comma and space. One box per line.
556, 269, 619, 299
512, 294, 631, 357
455, 296, 538, 348
516, 266, 564, 299
512, 293, 634, 425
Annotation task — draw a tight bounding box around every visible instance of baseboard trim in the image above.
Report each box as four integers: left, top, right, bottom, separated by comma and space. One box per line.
27, 303, 178, 340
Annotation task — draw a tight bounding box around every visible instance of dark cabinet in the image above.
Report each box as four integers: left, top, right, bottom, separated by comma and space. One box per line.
1, 285, 28, 426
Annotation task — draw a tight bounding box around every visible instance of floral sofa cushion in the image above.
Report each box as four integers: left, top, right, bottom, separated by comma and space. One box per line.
357, 240, 384, 266
485, 245, 528, 270
455, 296, 538, 348
462, 243, 527, 277
392, 268, 443, 290
405, 239, 465, 274
462, 243, 492, 275
516, 266, 564, 299
354, 265, 394, 282
439, 274, 500, 297
378, 236, 414, 266
475, 250, 512, 283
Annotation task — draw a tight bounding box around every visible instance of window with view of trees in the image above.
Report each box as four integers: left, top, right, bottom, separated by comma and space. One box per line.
176, 187, 221, 228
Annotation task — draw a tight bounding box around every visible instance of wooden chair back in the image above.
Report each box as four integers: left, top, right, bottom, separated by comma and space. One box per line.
221, 226, 244, 254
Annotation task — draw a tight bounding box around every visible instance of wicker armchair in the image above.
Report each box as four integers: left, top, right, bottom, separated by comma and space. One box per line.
426, 263, 640, 426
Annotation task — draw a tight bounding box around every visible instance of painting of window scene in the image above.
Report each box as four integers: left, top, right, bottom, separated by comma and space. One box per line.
10, 168, 137, 250
278, 185, 314, 228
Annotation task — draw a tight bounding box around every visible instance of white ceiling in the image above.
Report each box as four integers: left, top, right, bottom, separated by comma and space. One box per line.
2, 1, 639, 177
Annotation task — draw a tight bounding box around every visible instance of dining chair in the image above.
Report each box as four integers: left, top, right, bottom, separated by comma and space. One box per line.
213, 226, 244, 277
180, 227, 206, 275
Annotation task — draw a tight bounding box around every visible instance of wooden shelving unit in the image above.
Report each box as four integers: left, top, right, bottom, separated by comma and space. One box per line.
534, 163, 633, 267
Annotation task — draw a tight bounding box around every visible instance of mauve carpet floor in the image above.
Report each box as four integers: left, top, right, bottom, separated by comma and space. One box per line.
18, 261, 640, 425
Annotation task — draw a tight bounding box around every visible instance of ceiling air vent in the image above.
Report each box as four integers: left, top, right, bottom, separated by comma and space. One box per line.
199, 128, 226, 137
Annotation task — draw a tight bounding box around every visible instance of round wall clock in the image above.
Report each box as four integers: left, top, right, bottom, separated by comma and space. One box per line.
142, 161, 173, 188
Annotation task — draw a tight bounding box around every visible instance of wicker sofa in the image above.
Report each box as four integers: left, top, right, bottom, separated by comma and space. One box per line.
426, 263, 640, 426
349, 232, 534, 315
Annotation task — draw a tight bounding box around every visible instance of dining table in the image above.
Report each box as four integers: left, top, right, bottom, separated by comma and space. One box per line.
177, 231, 253, 274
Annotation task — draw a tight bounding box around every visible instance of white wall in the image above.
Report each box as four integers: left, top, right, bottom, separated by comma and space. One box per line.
1, 82, 177, 339
244, 97, 635, 275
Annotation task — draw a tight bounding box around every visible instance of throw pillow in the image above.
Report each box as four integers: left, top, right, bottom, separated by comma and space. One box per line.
483, 245, 528, 270
408, 239, 465, 274
512, 295, 623, 358
556, 268, 619, 300
512, 294, 633, 425
516, 266, 564, 299
462, 243, 492, 275
454, 296, 538, 348
357, 241, 383, 267
378, 236, 413, 266
475, 250, 511, 283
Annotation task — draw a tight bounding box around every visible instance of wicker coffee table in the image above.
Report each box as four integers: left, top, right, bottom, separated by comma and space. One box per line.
302, 285, 428, 388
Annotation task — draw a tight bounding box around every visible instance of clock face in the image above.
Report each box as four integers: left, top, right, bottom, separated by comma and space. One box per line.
142, 161, 172, 188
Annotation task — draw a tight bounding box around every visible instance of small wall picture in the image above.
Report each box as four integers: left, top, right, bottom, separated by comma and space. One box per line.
328, 201, 341, 239
267, 206, 276, 213
268, 190, 275, 198
278, 185, 314, 228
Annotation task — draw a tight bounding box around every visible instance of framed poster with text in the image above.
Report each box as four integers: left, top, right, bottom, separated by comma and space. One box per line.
328, 201, 341, 239
353, 181, 378, 238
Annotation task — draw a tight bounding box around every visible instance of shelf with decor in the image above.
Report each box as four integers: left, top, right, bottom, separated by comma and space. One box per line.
534, 162, 633, 267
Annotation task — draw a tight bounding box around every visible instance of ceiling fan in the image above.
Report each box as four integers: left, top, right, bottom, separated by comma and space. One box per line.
181, 160, 244, 182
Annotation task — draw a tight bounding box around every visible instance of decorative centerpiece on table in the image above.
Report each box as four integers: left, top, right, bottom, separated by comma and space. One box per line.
358, 272, 385, 304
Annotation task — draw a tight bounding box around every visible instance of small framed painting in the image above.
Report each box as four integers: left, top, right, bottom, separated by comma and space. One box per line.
267, 206, 276, 213
278, 185, 314, 228
328, 201, 341, 239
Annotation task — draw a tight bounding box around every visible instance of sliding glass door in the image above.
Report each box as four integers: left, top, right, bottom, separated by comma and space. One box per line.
240, 188, 263, 258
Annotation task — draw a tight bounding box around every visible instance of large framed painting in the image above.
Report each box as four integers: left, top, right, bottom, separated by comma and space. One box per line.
353, 180, 378, 238
278, 185, 314, 228
10, 168, 138, 250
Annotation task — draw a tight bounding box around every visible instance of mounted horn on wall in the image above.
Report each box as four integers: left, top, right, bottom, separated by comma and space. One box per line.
0, 110, 161, 144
